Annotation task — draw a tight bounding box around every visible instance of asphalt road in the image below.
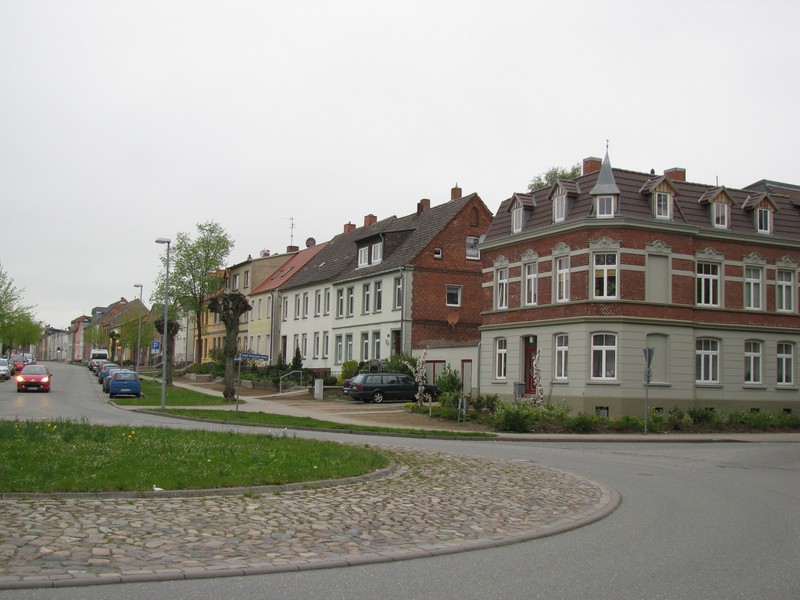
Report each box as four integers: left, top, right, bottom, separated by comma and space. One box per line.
1, 362, 798, 600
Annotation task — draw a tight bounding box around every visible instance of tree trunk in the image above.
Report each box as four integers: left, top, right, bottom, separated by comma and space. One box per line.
222, 323, 239, 400
194, 308, 203, 368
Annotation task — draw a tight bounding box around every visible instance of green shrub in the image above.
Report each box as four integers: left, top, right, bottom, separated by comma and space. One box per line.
471, 394, 499, 415
570, 412, 600, 433
494, 402, 537, 433
688, 407, 724, 428
435, 365, 462, 395
608, 414, 644, 432
438, 390, 461, 409
646, 409, 666, 433
339, 360, 359, 383
384, 352, 415, 376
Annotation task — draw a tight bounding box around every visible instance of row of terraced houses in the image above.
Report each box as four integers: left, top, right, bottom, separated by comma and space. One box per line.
59, 152, 800, 416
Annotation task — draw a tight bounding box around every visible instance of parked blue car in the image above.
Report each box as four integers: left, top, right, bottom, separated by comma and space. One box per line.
107, 370, 142, 398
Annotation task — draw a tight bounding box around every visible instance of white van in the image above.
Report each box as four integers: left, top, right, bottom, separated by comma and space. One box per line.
89, 349, 110, 371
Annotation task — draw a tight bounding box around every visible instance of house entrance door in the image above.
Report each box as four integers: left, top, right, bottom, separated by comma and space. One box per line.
523, 336, 538, 395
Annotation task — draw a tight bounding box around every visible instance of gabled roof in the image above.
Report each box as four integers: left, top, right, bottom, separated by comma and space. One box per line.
250, 242, 329, 294
697, 186, 730, 205
741, 193, 779, 213
283, 193, 489, 289
506, 192, 535, 212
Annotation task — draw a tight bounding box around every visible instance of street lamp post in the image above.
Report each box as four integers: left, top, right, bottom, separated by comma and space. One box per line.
155, 238, 171, 409
134, 283, 143, 376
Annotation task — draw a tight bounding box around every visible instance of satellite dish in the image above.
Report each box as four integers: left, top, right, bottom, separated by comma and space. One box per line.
446, 310, 460, 327
305, 237, 316, 248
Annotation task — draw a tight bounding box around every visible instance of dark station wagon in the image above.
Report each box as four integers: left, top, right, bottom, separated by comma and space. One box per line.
345, 372, 440, 403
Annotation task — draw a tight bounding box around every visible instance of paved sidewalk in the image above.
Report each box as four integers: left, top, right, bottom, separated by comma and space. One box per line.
0, 448, 618, 590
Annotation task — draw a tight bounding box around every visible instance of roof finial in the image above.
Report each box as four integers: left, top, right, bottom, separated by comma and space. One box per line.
605, 139, 609, 152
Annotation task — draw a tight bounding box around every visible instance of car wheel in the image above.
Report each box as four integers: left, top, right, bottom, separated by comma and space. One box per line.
372, 391, 385, 403
422, 391, 433, 402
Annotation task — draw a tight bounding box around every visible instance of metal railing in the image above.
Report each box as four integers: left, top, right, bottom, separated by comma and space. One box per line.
279, 370, 305, 393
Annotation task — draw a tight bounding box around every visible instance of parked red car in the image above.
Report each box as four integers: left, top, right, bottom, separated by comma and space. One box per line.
16, 364, 53, 393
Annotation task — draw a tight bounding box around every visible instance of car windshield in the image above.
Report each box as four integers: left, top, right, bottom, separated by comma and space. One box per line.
0, 359, 7, 365
23, 366, 47, 374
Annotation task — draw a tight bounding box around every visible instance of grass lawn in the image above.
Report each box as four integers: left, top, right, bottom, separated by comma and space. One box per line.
112, 379, 235, 406
0, 419, 390, 493
156, 408, 496, 438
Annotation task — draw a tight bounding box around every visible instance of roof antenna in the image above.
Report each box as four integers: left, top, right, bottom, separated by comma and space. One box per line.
283, 217, 295, 247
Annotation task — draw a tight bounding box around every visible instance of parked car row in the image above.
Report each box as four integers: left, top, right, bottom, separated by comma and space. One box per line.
94, 360, 142, 398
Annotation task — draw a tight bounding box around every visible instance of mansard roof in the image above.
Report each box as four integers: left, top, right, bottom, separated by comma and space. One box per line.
484, 158, 800, 244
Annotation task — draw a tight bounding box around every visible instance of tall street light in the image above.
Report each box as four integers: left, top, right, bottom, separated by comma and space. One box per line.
134, 283, 143, 376
155, 237, 171, 409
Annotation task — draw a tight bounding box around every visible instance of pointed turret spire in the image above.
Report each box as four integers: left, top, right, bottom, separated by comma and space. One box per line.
589, 146, 620, 196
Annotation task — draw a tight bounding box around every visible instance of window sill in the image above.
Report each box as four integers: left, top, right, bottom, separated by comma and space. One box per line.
775, 386, 799, 391
587, 380, 620, 385
742, 384, 767, 390
694, 383, 722, 388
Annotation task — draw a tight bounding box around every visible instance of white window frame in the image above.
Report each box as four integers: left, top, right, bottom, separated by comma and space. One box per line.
446, 285, 462, 307
374, 281, 383, 312
555, 256, 570, 303
336, 289, 344, 318
313, 332, 320, 358
362, 284, 371, 314
555, 334, 568, 380
301, 333, 308, 359
495, 338, 507, 380
256, 298, 262, 320
696, 262, 720, 306
324, 288, 331, 315
302, 292, 309, 318
511, 202, 523, 233
553, 194, 566, 223
591, 333, 617, 381
345, 334, 353, 361
756, 207, 772, 234
593, 252, 618, 299
394, 277, 403, 309
371, 241, 383, 264
777, 269, 795, 313
777, 342, 794, 385
466, 236, 480, 260
655, 192, 671, 219
713, 202, 729, 228
744, 340, 762, 385
695, 338, 720, 383
346, 287, 354, 317
596, 195, 615, 218
744, 266, 763, 310
322, 331, 329, 358
282, 296, 289, 321
361, 332, 369, 361
314, 290, 321, 316
524, 262, 538, 306
335, 335, 343, 364
357, 246, 369, 267
495, 267, 508, 310
373, 331, 381, 360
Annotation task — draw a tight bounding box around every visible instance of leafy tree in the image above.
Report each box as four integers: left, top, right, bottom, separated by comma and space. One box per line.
83, 323, 108, 350
527, 163, 581, 192
208, 292, 252, 401
0, 262, 34, 352
4, 312, 42, 353
154, 221, 234, 367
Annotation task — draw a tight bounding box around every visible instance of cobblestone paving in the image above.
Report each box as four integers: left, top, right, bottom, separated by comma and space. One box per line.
0, 447, 617, 589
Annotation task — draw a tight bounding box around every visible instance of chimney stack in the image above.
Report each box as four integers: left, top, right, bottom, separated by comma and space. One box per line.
664, 168, 686, 182
417, 198, 431, 215
582, 156, 602, 175
286, 245, 299, 253
343, 222, 356, 234
451, 184, 462, 201
364, 214, 377, 227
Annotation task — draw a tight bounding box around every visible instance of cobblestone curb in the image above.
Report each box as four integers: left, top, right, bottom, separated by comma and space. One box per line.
0, 447, 619, 590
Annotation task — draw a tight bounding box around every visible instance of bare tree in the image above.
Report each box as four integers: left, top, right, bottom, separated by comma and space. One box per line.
208, 292, 252, 401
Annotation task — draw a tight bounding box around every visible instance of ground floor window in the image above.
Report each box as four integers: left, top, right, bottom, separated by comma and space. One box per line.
495, 338, 507, 380
777, 342, 794, 385
744, 340, 762, 384
591, 333, 616, 380
695, 338, 719, 383
554, 334, 568, 380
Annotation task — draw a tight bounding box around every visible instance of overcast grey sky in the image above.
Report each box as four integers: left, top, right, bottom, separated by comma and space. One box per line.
1, 0, 798, 330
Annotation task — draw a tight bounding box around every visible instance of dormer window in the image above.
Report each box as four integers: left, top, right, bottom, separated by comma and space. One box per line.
756, 207, 772, 234
712, 202, 729, 228
655, 192, 671, 219
357, 240, 383, 267
371, 241, 383, 263
553, 193, 566, 223
596, 196, 615, 218
358, 246, 369, 267
511, 202, 524, 233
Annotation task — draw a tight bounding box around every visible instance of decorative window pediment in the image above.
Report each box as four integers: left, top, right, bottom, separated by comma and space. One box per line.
494, 255, 509, 267
552, 242, 570, 256
589, 236, 621, 251
645, 240, 672, 255
521, 249, 538, 262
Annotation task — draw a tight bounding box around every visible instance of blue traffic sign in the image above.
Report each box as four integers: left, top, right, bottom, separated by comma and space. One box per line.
239, 352, 269, 360
152, 341, 161, 351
